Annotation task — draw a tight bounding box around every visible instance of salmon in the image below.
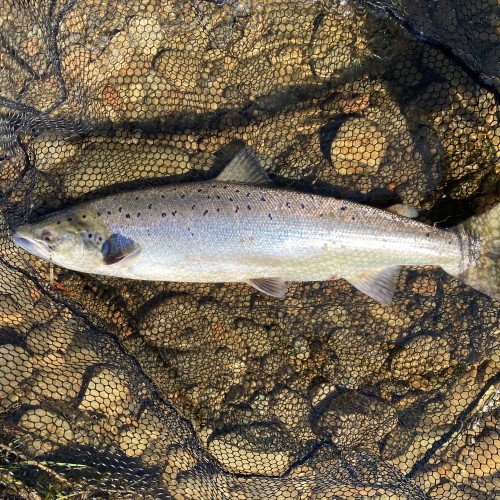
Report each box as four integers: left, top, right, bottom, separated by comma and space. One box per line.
11, 148, 500, 304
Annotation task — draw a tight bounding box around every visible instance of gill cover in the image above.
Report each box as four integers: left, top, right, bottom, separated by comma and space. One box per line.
102, 233, 141, 265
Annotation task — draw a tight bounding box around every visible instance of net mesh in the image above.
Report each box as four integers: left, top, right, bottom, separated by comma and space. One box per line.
0, 0, 498, 498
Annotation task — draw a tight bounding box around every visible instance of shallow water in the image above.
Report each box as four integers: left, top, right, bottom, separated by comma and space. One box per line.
0, 0, 498, 498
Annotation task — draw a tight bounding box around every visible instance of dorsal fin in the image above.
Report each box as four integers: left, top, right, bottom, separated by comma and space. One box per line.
216, 147, 274, 186
345, 266, 402, 305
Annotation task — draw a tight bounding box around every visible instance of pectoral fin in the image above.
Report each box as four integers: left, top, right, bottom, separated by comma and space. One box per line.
102, 233, 141, 265
247, 277, 286, 298
345, 266, 402, 305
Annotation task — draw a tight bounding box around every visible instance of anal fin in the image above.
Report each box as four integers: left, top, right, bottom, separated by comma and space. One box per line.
247, 277, 286, 298
345, 266, 402, 305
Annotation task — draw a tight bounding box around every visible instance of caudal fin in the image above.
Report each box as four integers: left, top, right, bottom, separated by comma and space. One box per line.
451, 204, 499, 301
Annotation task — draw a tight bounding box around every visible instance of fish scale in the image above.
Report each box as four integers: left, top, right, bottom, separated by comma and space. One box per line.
11, 148, 500, 304
88, 182, 460, 284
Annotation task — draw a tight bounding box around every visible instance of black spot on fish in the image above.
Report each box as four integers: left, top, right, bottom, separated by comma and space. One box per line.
246, 192, 250, 197
98, 236, 103, 242
223, 185, 228, 189
137, 213, 141, 217
135, 196, 139, 200
320, 214, 323, 217
301, 203, 305, 209
82, 215, 86, 219
216, 208, 220, 212
426, 232, 430, 237
118, 207, 122, 213
97, 212, 101, 217
247, 205, 251, 210
261, 197, 266, 202
161, 195, 165, 199
107, 211, 111, 215
448, 241, 452, 245
198, 188, 202, 193
340, 206, 346, 211
172, 211, 177, 216
181, 194, 185, 199
268, 213, 273, 220
162, 212, 166, 217
56, 221, 61, 225
148, 204, 152, 209
236, 189, 240, 193
68, 218, 72, 222
229, 197, 233, 202
126, 214, 131, 219
192, 204, 196, 210
351, 216, 355, 221
203, 210, 208, 216
286, 202, 291, 208
207, 195, 211, 200
216, 195, 221, 200
235, 206, 239, 213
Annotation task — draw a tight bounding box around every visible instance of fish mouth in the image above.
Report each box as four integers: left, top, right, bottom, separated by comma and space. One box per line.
11, 231, 50, 260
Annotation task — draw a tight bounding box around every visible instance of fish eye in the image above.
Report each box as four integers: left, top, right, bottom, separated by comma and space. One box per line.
41, 229, 54, 243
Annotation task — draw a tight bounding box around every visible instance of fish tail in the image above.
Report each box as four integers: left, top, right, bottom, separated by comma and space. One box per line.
449, 203, 499, 300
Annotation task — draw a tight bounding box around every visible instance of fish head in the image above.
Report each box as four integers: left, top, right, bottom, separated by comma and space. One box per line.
11, 209, 111, 271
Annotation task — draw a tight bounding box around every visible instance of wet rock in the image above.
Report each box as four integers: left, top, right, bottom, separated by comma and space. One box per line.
162, 445, 200, 479
314, 392, 398, 451
208, 424, 293, 475
308, 380, 337, 408
29, 364, 84, 403
26, 316, 74, 355
391, 334, 452, 379
309, 10, 368, 79
170, 346, 246, 387
119, 408, 164, 458
0, 344, 33, 401
20, 408, 74, 445
410, 276, 438, 297
269, 387, 314, 439
0, 294, 24, 326
454, 430, 500, 484
141, 295, 200, 347
78, 366, 134, 419
331, 117, 388, 175
327, 328, 390, 389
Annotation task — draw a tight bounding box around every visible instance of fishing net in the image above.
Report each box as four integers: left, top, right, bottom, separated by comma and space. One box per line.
0, 0, 498, 498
